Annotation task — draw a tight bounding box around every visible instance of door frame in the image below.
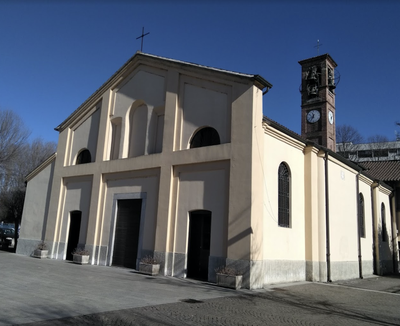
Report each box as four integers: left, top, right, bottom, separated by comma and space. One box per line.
66, 210, 82, 261
186, 209, 212, 280
107, 192, 147, 267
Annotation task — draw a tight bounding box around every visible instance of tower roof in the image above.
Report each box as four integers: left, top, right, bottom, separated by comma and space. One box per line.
298, 53, 337, 67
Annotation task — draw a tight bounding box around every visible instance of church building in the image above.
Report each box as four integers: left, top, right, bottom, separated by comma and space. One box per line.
17, 52, 398, 289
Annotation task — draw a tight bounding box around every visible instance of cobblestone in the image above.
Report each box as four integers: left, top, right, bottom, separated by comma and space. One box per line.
1, 252, 399, 326
18, 281, 400, 326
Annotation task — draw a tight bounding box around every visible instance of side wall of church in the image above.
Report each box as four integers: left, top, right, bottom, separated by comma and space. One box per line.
16, 159, 55, 256
374, 185, 394, 275
262, 129, 306, 284
359, 177, 374, 277
326, 157, 360, 280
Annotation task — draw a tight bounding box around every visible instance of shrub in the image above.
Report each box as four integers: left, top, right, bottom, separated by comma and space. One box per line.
72, 248, 90, 255
36, 241, 48, 250
215, 266, 242, 276
140, 256, 158, 264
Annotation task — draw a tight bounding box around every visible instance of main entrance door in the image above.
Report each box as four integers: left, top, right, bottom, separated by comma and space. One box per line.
66, 211, 82, 261
187, 210, 211, 281
112, 199, 142, 269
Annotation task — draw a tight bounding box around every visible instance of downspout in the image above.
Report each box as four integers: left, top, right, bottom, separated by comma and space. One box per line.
389, 192, 398, 274
324, 152, 331, 282
356, 172, 363, 279
370, 182, 378, 275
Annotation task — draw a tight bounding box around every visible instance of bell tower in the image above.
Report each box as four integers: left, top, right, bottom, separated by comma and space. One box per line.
299, 54, 338, 151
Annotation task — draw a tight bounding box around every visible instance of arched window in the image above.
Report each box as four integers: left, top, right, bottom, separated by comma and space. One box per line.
190, 127, 220, 149
128, 104, 147, 158
110, 117, 122, 160
278, 163, 290, 228
359, 193, 365, 238
381, 203, 387, 242
76, 149, 91, 164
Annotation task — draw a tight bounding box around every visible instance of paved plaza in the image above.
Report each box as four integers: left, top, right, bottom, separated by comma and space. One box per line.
1, 251, 399, 325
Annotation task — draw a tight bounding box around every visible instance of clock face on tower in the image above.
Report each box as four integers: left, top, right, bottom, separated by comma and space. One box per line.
306, 110, 320, 123
328, 111, 334, 124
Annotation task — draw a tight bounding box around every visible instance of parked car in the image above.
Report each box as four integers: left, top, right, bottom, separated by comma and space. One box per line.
0, 227, 15, 247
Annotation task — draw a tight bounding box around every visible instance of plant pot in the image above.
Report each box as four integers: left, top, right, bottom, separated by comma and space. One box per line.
33, 249, 48, 259
73, 254, 89, 265
139, 262, 160, 276
216, 273, 242, 289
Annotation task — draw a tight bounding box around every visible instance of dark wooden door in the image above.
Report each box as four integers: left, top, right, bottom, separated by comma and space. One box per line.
187, 210, 211, 281
112, 199, 142, 269
66, 211, 82, 261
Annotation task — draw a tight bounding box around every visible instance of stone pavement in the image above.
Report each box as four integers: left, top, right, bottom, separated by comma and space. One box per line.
1, 251, 400, 326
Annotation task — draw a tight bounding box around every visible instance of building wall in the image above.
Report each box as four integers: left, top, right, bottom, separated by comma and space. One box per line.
374, 185, 394, 275
51, 177, 92, 259
263, 126, 306, 284
359, 176, 374, 276
69, 108, 101, 165
326, 156, 360, 280
100, 170, 160, 265
179, 77, 231, 148
18, 54, 396, 289
172, 162, 229, 280
16, 158, 55, 256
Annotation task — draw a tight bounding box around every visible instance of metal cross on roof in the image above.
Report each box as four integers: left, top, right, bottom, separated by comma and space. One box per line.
314, 39, 323, 55
136, 27, 150, 52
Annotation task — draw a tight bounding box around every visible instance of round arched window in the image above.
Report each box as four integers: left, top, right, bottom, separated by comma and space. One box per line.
76, 149, 91, 164
190, 127, 220, 148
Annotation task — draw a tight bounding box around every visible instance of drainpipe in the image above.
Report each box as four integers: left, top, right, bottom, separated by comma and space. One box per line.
356, 172, 363, 279
371, 182, 378, 275
324, 152, 331, 282
389, 192, 398, 274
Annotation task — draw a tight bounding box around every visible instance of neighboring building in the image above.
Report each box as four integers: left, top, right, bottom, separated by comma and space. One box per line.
17, 52, 398, 289
337, 141, 400, 162
359, 160, 400, 271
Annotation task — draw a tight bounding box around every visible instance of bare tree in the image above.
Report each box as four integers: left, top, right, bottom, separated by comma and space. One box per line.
0, 109, 56, 250
0, 110, 30, 167
336, 124, 364, 160
0, 188, 25, 249
8, 138, 57, 190
367, 135, 389, 143
0, 110, 30, 192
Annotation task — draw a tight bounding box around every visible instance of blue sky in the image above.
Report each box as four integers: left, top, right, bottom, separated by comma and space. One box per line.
1, 0, 399, 144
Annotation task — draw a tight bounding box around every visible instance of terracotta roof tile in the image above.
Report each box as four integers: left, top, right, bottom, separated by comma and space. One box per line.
359, 160, 400, 182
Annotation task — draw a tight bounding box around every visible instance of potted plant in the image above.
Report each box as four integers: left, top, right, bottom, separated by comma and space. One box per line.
139, 256, 160, 276
215, 266, 243, 289
33, 241, 48, 259
72, 248, 90, 265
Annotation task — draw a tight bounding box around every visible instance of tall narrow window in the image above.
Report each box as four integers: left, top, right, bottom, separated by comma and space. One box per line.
76, 149, 91, 164
128, 104, 147, 157
278, 163, 290, 228
381, 203, 387, 242
190, 127, 220, 148
359, 193, 365, 238
110, 117, 122, 160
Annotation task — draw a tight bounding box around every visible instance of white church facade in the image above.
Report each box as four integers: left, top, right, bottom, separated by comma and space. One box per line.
17, 52, 398, 289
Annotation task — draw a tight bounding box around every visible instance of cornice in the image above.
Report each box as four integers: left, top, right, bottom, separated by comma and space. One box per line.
25, 153, 57, 182
264, 123, 305, 151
